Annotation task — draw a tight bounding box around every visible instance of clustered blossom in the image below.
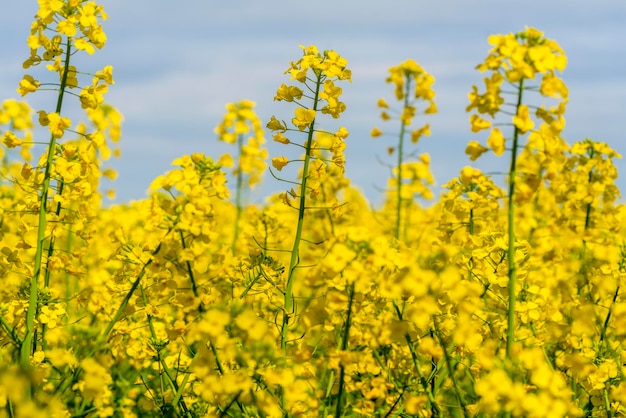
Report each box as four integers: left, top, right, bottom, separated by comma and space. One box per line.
466, 27, 568, 160
0, 2, 121, 414
371, 59, 437, 240
371, 59, 436, 143
267, 45, 350, 203
215, 100, 267, 188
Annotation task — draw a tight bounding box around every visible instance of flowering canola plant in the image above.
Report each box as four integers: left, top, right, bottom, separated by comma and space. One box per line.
0, 3, 625, 417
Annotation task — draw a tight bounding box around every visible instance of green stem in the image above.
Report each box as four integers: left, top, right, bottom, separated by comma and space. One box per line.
600, 286, 619, 343
404, 333, 440, 415
231, 134, 244, 254
433, 320, 469, 418
0, 314, 19, 347
20, 36, 72, 371
334, 283, 355, 418
506, 78, 524, 358
39, 183, 66, 353
64, 205, 76, 318
209, 341, 246, 414
44, 181, 65, 289
395, 78, 411, 241
179, 230, 203, 312
97, 242, 162, 350
280, 71, 323, 352
393, 302, 439, 414
139, 286, 192, 417
604, 387, 613, 418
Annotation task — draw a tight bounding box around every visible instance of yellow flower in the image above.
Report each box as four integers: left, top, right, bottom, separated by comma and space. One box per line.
235, 310, 268, 341
273, 132, 290, 144
487, 128, 506, 155
79, 82, 108, 109
217, 153, 234, 168
74, 38, 96, 54
512, 104, 534, 133
469, 114, 491, 132
271, 156, 289, 171
334, 126, 349, 139
399, 105, 416, 125
45, 112, 71, 138
425, 101, 438, 114
94, 65, 115, 84
274, 84, 303, 102
2, 132, 22, 148
370, 127, 383, 138
266, 115, 287, 132
16, 75, 40, 96
465, 141, 488, 161
292, 108, 316, 130
411, 124, 431, 143
540, 72, 568, 100
56, 17, 77, 36
197, 309, 231, 338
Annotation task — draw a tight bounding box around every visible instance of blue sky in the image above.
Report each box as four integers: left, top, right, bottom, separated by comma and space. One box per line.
1, 1, 625, 206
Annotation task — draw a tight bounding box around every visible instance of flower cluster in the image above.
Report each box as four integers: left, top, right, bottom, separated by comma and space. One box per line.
214, 100, 267, 188
371, 59, 437, 239
466, 26, 568, 159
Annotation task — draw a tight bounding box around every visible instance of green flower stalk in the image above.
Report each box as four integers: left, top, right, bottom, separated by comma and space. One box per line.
267, 45, 351, 352
21, 38, 72, 370
214, 100, 267, 253
18, 1, 112, 372
465, 27, 567, 358
371, 59, 436, 240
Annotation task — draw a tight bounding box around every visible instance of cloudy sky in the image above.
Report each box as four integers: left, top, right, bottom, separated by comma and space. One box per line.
1, 1, 625, 206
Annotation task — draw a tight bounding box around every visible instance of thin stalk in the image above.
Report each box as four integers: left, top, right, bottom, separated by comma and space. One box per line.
64, 206, 76, 318
395, 78, 412, 241
583, 147, 595, 234
139, 286, 192, 417
97, 242, 162, 348
44, 181, 65, 289
600, 286, 620, 343
39, 183, 66, 352
280, 71, 323, 352
604, 388, 613, 418
506, 78, 524, 358
0, 315, 19, 347
209, 341, 247, 414
404, 333, 440, 415
433, 320, 469, 418
231, 134, 244, 254
334, 283, 355, 418
179, 230, 203, 312
393, 303, 439, 415
20, 36, 72, 371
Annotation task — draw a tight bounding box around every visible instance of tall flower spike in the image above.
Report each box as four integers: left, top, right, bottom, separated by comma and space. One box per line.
16, 0, 118, 380
466, 27, 569, 359
215, 100, 267, 253
372, 59, 436, 240
266, 45, 350, 356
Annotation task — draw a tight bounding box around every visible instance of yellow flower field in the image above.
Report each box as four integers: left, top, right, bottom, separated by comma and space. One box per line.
0, 1, 625, 417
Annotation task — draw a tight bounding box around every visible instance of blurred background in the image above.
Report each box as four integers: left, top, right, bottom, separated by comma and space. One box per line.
1, 0, 624, 206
